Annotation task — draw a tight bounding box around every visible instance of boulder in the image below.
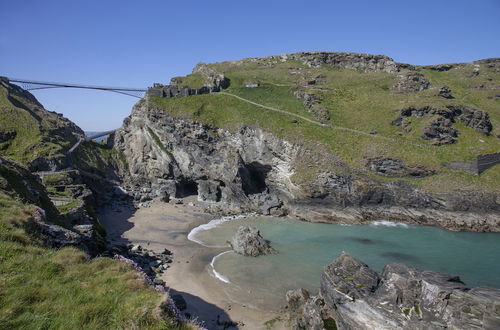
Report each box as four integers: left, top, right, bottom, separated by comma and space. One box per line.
197, 179, 221, 202
393, 72, 430, 92
320, 253, 379, 305
421, 117, 458, 145
230, 226, 277, 257
438, 86, 453, 98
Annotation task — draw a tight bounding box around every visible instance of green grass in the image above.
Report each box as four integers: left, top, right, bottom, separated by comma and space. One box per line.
0, 87, 76, 164
54, 198, 79, 214
172, 73, 205, 89
151, 58, 500, 194
42, 171, 77, 186
72, 141, 121, 176
0, 191, 182, 329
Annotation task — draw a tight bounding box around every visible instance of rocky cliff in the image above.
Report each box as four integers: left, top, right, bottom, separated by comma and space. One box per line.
115, 89, 500, 231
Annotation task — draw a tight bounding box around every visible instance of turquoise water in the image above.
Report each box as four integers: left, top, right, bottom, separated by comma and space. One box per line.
191, 216, 500, 302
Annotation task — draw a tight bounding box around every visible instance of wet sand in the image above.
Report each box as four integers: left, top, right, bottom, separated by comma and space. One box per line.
99, 197, 286, 330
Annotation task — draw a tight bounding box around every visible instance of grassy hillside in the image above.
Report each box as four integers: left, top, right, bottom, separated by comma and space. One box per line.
151, 55, 500, 193
0, 78, 82, 166
0, 159, 181, 329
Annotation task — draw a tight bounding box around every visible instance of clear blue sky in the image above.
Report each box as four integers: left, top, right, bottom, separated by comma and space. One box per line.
1, 0, 499, 130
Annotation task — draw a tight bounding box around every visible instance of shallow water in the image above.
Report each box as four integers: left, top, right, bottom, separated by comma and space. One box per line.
190, 216, 500, 307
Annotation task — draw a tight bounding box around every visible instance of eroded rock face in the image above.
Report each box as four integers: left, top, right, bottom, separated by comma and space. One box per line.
319, 253, 500, 330
114, 98, 500, 231
449, 105, 493, 135
393, 72, 430, 92
366, 158, 435, 177
230, 226, 277, 257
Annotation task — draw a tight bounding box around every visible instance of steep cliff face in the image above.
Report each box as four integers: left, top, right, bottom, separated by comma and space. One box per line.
115, 97, 500, 231
0, 77, 83, 171
115, 98, 296, 214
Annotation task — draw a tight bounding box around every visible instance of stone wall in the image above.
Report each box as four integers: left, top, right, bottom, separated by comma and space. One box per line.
444, 152, 500, 175
477, 152, 500, 174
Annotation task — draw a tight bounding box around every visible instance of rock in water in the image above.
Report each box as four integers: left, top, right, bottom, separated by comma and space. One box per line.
230, 226, 277, 257
319, 253, 500, 330
321, 252, 379, 305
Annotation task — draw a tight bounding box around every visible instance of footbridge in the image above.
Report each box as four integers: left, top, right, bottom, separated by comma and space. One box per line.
8, 77, 147, 98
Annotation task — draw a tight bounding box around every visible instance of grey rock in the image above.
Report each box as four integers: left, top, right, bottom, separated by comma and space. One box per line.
393, 72, 430, 92
421, 117, 458, 144
286, 288, 311, 310
197, 180, 221, 202
320, 252, 379, 305
40, 223, 83, 247
319, 253, 500, 330
448, 105, 493, 135
438, 86, 453, 98
230, 226, 277, 257
366, 158, 435, 178
293, 89, 330, 123
283, 52, 398, 73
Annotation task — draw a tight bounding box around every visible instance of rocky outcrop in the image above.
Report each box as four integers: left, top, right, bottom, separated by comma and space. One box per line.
437, 86, 453, 98
422, 116, 459, 144
229, 226, 277, 257
392, 104, 493, 144
448, 105, 493, 135
114, 100, 294, 214
318, 253, 500, 330
393, 72, 430, 92
366, 158, 435, 177
293, 89, 330, 123
321, 253, 379, 304
283, 52, 398, 73
286, 288, 333, 330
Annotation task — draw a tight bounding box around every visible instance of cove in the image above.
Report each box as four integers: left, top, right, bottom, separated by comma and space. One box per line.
189, 216, 500, 308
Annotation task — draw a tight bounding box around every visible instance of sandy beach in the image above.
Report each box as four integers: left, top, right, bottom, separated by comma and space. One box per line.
99, 197, 287, 330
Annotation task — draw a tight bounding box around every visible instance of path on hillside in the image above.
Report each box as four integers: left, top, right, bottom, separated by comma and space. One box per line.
219, 91, 395, 141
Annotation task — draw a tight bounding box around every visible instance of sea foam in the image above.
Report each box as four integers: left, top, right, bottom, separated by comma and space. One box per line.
370, 220, 409, 228
210, 251, 233, 283
187, 213, 256, 247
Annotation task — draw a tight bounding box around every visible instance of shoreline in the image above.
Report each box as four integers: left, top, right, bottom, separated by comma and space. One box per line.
99, 197, 287, 330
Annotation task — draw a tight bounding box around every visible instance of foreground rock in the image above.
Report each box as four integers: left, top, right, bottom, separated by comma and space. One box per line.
310, 253, 500, 330
230, 226, 277, 257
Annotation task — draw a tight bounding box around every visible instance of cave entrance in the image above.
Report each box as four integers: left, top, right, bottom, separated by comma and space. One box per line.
238, 161, 272, 195
177, 180, 198, 198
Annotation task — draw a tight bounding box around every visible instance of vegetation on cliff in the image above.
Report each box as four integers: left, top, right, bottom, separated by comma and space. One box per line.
151, 54, 500, 193
0, 77, 184, 329
0, 158, 182, 329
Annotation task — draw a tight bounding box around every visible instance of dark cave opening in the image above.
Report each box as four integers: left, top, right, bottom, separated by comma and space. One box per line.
177, 180, 198, 198
238, 161, 272, 196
